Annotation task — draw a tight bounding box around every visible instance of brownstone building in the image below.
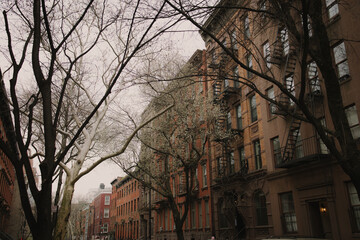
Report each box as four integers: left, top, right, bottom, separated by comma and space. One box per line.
198, 0, 360, 239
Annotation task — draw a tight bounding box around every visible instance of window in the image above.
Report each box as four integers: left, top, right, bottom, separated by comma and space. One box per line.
231, 30, 237, 50
272, 137, 281, 166
229, 151, 235, 174
198, 201, 202, 228
244, 14, 250, 39
263, 41, 271, 68
179, 174, 184, 193
280, 192, 297, 233
165, 209, 168, 230
227, 111, 232, 130
255, 191, 268, 226
104, 208, 110, 218
233, 66, 240, 88
250, 95, 258, 122
103, 223, 108, 233
246, 53, 253, 79
308, 61, 321, 94
254, 140, 262, 170
205, 200, 210, 227
325, 0, 339, 19
236, 105, 242, 130
333, 42, 349, 80
239, 147, 246, 170
202, 163, 207, 187
105, 195, 110, 205
259, 0, 266, 22
280, 27, 289, 55
194, 168, 199, 190
267, 87, 276, 117
224, 76, 230, 88
345, 105, 360, 139
191, 203, 196, 229
347, 182, 360, 232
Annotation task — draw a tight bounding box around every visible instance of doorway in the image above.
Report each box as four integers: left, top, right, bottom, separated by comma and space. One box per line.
307, 201, 331, 238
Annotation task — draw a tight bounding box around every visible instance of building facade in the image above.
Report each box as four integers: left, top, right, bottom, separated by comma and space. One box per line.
198, 0, 360, 239
113, 175, 141, 240
89, 191, 112, 239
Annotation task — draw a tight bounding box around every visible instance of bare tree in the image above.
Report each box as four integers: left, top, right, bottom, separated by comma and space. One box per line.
0, 1, 177, 239
116, 56, 223, 240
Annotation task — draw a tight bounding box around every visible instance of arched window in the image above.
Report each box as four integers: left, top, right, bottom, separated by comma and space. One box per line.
254, 190, 268, 226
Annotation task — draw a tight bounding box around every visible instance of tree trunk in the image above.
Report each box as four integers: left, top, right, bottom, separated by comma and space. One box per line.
53, 178, 75, 240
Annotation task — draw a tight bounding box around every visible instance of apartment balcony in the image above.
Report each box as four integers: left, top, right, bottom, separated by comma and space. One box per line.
222, 86, 241, 99
214, 159, 249, 185
276, 135, 330, 168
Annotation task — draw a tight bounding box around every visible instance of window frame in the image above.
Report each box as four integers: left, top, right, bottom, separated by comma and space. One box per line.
239, 146, 246, 172
104, 208, 110, 218
266, 87, 276, 117
254, 190, 268, 226
244, 14, 250, 39
105, 195, 110, 205
332, 41, 350, 81
231, 29, 237, 50
202, 163, 208, 187
271, 136, 281, 166
233, 65, 240, 88
246, 53, 253, 79
345, 105, 360, 140
236, 104, 242, 130
253, 140, 262, 170
325, 0, 339, 20
280, 192, 298, 233
263, 41, 271, 69
229, 151, 235, 174
347, 182, 360, 232
250, 95, 258, 122
227, 111, 232, 130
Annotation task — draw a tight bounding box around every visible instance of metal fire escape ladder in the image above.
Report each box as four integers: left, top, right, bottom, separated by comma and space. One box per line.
306, 64, 325, 118
282, 115, 302, 164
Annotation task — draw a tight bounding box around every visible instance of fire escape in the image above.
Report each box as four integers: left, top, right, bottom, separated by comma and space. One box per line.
209, 50, 245, 183
270, 26, 326, 167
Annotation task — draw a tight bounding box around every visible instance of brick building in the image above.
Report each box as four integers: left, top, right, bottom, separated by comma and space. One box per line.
0, 118, 16, 237
198, 0, 360, 239
0, 77, 18, 239
89, 190, 112, 239
135, 50, 215, 240
113, 175, 141, 240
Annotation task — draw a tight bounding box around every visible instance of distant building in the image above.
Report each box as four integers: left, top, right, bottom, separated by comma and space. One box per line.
0, 76, 20, 239
88, 186, 111, 240
112, 175, 140, 240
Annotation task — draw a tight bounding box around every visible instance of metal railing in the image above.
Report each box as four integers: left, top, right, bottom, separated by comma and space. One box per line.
276, 135, 329, 167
